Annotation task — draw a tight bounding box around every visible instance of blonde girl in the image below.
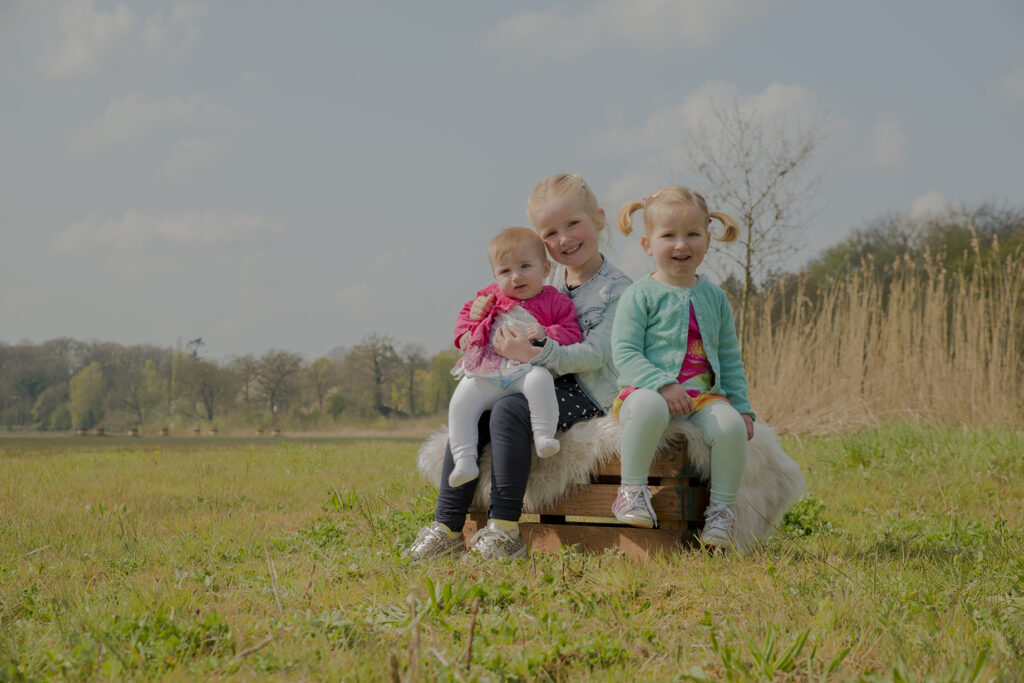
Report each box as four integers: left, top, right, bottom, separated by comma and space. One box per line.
404, 174, 632, 561
610, 185, 754, 548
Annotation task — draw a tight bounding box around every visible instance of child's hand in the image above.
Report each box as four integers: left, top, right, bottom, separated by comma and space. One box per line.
493, 325, 541, 363
742, 414, 754, 440
525, 323, 546, 341
469, 294, 495, 321
658, 383, 693, 417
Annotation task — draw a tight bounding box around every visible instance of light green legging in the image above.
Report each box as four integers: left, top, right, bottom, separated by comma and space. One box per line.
618, 388, 747, 505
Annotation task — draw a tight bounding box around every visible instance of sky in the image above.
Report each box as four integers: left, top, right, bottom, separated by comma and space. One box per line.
2, 0, 1022, 361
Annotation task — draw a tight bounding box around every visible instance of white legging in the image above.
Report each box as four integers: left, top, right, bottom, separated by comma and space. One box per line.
618, 388, 747, 505
448, 366, 558, 462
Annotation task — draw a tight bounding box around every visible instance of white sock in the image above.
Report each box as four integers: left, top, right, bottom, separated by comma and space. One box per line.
448, 456, 480, 487
534, 436, 560, 458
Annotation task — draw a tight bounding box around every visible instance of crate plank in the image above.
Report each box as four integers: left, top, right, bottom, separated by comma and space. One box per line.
462, 520, 694, 559
593, 446, 702, 479
534, 483, 706, 522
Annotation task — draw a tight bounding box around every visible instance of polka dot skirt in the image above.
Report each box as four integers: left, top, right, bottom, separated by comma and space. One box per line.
554, 374, 604, 432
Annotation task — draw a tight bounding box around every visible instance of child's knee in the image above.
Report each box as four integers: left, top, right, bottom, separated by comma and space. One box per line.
712, 406, 747, 443
621, 389, 671, 428
522, 367, 554, 390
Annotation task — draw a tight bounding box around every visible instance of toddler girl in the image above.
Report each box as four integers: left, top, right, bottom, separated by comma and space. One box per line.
610, 186, 755, 548
447, 227, 582, 487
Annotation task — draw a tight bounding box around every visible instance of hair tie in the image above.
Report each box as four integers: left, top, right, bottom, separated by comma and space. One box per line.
708, 217, 713, 225
641, 196, 647, 209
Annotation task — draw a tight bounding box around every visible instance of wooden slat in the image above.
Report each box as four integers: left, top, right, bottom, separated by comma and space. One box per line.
469, 484, 707, 523
535, 483, 706, 522
593, 446, 702, 479
463, 520, 695, 560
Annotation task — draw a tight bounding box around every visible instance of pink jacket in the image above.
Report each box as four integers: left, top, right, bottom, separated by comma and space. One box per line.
453, 283, 582, 350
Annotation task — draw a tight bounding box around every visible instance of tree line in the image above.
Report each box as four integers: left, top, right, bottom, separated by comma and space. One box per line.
0, 334, 461, 433
2, 201, 1018, 434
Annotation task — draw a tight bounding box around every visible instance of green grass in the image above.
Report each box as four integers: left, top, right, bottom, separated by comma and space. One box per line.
0, 426, 1022, 680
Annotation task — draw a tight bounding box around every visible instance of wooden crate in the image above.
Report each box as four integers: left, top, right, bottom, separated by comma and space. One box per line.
465, 444, 709, 559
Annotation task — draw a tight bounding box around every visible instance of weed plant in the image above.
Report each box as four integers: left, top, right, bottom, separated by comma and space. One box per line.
0, 427, 1021, 680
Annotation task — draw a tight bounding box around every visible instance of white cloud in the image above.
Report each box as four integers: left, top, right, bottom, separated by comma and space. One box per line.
71, 93, 232, 155
908, 192, 950, 221
39, 0, 207, 79
143, 1, 207, 51
53, 211, 283, 252
165, 138, 216, 176
596, 81, 820, 154
594, 81, 825, 208
486, 0, 769, 58
868, 113, 907, 169
40, 0, 136, 79
993, 63, 1024, 105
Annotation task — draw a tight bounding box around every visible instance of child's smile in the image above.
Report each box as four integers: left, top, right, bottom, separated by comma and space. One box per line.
641, 204, 710, 288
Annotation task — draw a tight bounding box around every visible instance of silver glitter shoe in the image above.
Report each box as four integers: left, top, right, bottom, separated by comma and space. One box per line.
465, 520, 527, 560
401, 522, 464, 562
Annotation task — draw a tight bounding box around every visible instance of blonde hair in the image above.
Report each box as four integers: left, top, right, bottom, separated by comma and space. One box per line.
488, 226, 548, 268
616, 185, 739, 243
526, 173, 607, 234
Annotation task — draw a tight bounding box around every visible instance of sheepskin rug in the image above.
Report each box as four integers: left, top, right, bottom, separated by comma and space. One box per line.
417, 414, 807, 552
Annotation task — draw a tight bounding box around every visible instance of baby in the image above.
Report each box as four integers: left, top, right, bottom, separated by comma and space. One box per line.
447, 227, 582, 487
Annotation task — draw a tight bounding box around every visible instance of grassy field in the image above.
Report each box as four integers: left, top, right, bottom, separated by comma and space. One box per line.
1, 426, 1022, 681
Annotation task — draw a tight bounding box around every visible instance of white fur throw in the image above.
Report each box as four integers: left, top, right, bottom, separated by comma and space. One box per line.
417, 415, 806, 552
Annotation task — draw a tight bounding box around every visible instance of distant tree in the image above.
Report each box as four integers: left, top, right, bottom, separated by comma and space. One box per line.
69, 362, 105, 430
398, 343, 428, 415
342, 334, 400, 415
255, 350, 304, 415
178, 357, 236, 421
326, 392, 347, 421
425, 348, 461, 414
804, 202, 1024, 288
230, 354, 260, 406
112, 350, 170, 425
685, 99, 829, 344
32, 384, 69, 430
303, 357, 339, 411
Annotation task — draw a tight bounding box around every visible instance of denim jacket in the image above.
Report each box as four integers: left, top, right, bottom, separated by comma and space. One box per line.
532, 255, 632, 411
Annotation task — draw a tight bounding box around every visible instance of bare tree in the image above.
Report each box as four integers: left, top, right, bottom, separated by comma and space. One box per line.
686, 99, 829, 345
303, 357, 339, 411
342, 333, 400, 415
398, 343, 428, 415
230, 354, 260, 405
178, 357, 237, 421
255, 350, 304, 416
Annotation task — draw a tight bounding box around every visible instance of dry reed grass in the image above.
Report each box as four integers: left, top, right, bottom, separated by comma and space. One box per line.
746, 243, 1024, 433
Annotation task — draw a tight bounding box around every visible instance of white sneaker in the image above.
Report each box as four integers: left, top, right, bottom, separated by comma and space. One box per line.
611, 484, 657, 528
448, 456, 479, 487
700, 503, 736, 549
534, 436, 560, 458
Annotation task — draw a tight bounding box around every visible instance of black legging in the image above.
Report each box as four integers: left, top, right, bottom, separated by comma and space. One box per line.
434, 376, 602, 531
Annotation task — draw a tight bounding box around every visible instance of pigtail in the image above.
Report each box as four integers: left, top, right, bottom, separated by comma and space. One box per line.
616, 201, 643, 236
709, 211, 740, 243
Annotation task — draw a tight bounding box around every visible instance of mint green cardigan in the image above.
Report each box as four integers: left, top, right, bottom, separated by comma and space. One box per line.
610, 275, 755, 418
